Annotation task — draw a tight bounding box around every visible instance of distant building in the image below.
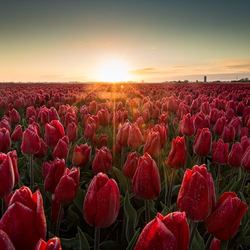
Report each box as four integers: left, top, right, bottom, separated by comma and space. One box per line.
204, 76, 207, 83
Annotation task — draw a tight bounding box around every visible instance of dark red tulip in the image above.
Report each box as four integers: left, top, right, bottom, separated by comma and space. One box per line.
0, 186, 47, 250
242, 145, 250, 171
0, 128, 11, 153
210, 238, 221, 250
26, 106, 37, 119
7, 150, 19, 185
213, 116, 226, 136
167, 136, 186, 169
35, 237, 62, 250
228, 142, 243, 167
180, 113, 195, 136
48, 107, 59, 121
221, 125, 235, 143
143, 130, 161, 158
9, 108, 20, 124
206, 192, 248, 240
132, 153, 161, 200
240, 127, 248, 138
116, 121, 130, 147
127, 123, 144, 149
0, 154, 15, 198
21, 124, 41, 155
153, 123, 168, 147
42, 158, 66, 193
35, 138, 48, 158
83, 172, 120, 228
52, 135, 69, 159
72, 143, 91, 167
241, 135, 250, 152
11, 124, 22, 141
54, 167, 80, 204
0, 229, 15, 250
92, 146, 112, 174
135, 215, 175, 250
123, 151, 139, 179
194, 112, 210, 131
66, 122, 77, 142
177, 164, 215, 221
193, 128, 212, 157
97, 108, 110, 126
212, 139, 229, 165
45, 120, 65, 148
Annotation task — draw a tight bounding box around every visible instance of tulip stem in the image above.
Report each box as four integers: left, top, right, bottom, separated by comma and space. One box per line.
205, 234, 213, 250
240, 170, 248, 192
163, 166, 168, 205
55, 205, 63, 236
145, 200, 151, 223
221, 240, 228, 250
29, 154, 34, 191
167, 169, 174, 208
94, 227, 100, 250
189, 222, 198, 249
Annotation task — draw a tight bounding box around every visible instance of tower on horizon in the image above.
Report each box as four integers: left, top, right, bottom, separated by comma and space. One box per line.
204, 75, 207, 83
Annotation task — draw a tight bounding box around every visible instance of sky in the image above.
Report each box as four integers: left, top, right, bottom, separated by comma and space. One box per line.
1, 0, 250, 82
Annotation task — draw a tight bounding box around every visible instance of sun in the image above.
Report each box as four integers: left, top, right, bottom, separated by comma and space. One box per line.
96, 58, 130, 82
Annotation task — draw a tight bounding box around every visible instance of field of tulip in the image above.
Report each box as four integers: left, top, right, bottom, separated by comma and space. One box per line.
0, 82, 250, 250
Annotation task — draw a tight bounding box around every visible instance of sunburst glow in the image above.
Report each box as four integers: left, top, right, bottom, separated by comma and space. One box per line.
96, 59, 130, 82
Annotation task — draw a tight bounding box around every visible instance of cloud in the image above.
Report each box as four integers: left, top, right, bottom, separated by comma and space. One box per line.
130, 67, 160, 75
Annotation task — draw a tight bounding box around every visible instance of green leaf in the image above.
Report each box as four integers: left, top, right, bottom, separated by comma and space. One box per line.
124, 192, 138, 243
77, 226, 90, 250
112, 167, 128, 194
190, 228, 205, 250
126, 228, 141, 250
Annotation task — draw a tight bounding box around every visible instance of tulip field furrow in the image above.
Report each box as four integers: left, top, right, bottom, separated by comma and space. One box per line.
0, 82, 249, 250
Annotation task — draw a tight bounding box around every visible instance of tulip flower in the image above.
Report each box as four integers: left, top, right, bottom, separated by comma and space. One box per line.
241, 135, 250, 152
228, 142, 243, 167
134, 212, 189, 250
97, 108, 110, 126
0, 229, 15, 250
213, 116, 226, 136
0, 186, 47, 250
7, 150, 19, 185
153, 123, 168, 147
72, 143, 91, 167
210, 238, 221, 250
132, 153, 161, 200
127, 123, 144, 149
11, 124, 22, 141
242, 145, 250, 171
45, 120, 65, 148
52, 135, 69, 159
35, 237, 62, 250
123, 151, 139, 179
177, 164, 215, 221
116, 121, 130, 147
66, 121, 78, 142
35, 138, 48, 158
0, 128, 11, 153
166, 136, 186, 169
92, 146, 112, 174
221, 125, 235, 143
180, 113, 195, 136
212, 139, 229, 165
206, 192, 248, 240
143, 130, 161, 158
193, 128, 212, 157
9, 108, 20, 124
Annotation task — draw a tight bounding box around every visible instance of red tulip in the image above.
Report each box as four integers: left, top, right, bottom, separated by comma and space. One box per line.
11, 124, 22, 141
242, 145, 250, 171
127, 123, 144, 149
0, 154, 15, 198
180, 113, 195, 136
0, 128, 11, 153
92, 146, 112, 174
210, 238, 221, 250
212, 139, 229, 165
83, 172, 120, 228
116, 121, 130, 147
97, 108, 110, 126
66, 121, 77, 142
21, 124, 41, 155
45, 120, 65, 148
241, 135, 250, 152
42, 158, 66, 193
193, 128, 212, 157
9, 108, 20, 124
7, 150, 19, 185
123, 151, 139, 179
35, 138, 48, 158
153, 123, 168, 147
0, 229, 15, 250
167, 136, 186, 169
143, 130, 161, 158
228, 142, 243, 167
0, 186, 47, 250
206, 192, 248, 240
213, 116, 226, 136
221, 125, 235, 143
132, 153, 161, 200
53, 135, 69, 159
72, 143, 91, 167
35, 237, 62, 250
177, 164, 215, 221
26, 106, 37, 119
54, 167, 80, 204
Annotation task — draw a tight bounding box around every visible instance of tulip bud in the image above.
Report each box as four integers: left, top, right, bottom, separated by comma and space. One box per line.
127, 123, 144, 149
212, 139, 229, 165
123, 151, 139, 179
153, 123, 168, 147
0, 229, 15, 250
0, 128, 11, 153
97, 108, 110, 126
83, 173, 120, 228
221, 125, 235, 143
72, 143, 91, 167
242, 145, 250, 171
210, 238, 221, 250
9, 108, 20, 124
66, 122, 78, 142
143, 130, 161, 158
92, 146, 112, 174
213, 116, 226, 136
167, 136, 186, 169
45, 120, 65, 148
177, 164, 215, 221
132, 153, 161, 200
116, 121, 130, 147
52, 135, 69, 159
0, 186, 47, 250
228, 142, 243, 167
11, 124, 22, 141
35, 138, 48, 158
180, 113, 195, 136
54, 167, 80, 204
35, 237, 62, 250
193, 128, 212, 157
241, 135, 250, 152
206, 192, 248, 240
21, 125, 41, 155
7, 150, 19, 186
26, 106, 37, 119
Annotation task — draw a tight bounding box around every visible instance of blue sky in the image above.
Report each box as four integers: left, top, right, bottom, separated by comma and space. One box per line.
1, 0, 250, 82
